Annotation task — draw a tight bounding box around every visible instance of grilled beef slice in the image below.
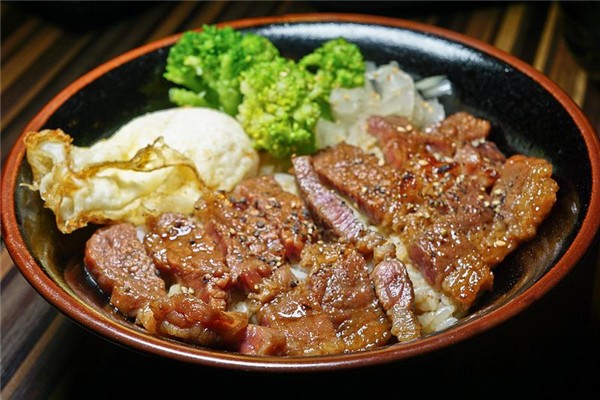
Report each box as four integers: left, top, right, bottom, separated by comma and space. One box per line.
301, 242, 392, 352
232, 175, 318, 260
292, 155, 386, 255
313, 112, 557, 311
144, 213, 230, 310
256, 271, 345, 356
312, 142, 420, 230
84, 223, 166, 318
371, 259, 421, 341
238, 324, 287, 356
137, 293, 248, 350
480, 154, 558, 266
194, 176, 320, 293
367, 112, 503, 194
194, 190, 285, 293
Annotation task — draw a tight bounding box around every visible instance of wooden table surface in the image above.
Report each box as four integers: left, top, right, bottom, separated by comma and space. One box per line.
2, 2, 599, 399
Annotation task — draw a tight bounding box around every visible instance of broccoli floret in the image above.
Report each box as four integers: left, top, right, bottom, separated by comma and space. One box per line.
237, 58, 322, 159
164, 25, 280, 115
164, 28, 367, 160
299, 38, 365, 120
299, 38, 365, 91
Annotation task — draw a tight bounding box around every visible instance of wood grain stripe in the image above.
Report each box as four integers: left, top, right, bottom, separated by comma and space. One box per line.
572, 69, 588, 107
274, 0, 295, 15
1, 316, 63, 398
1, 315, 81, 399
494, 3, 526, 53
533, 1, 559, 72
0, 16, 40, 61
464, 6, 502, 44
0, 33, 92, 132
144, 1, 196, 42
0, 25, 62, 94
0, 248, 15, 280
548, 37, 588, 106
274, 0, 317, 15
182, 0, 229, 31
0, 275, 57, 388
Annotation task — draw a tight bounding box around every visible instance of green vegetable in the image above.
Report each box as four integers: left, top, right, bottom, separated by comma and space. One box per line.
164, 25, 280, 115
164, 26, 366, 159
299, 38, 366, 121
299, 37, 365, 91
237, 58, 322, 159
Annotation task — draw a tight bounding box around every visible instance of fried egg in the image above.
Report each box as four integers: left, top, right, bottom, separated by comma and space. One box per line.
24, 107, 259, 233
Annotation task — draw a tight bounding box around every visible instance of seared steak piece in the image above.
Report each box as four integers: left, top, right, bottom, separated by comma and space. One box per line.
249, 264, 299, 304
144, 213, 230, 310
408, 155, 557, 309
366, 113, 491, 173
232, 176, 318, 260
238, 324, 287, 356
367, 112, 504, 195
84, 223, 166, 318
434, 111, 491, 142
301, 242, 392, 352
407, 175, 497, 310
453, 142, 505, 189
194, 191, 285, 293
312, 142, 419, 230
311, 142, 443, 244
366, 113, 505, 310
408, 218, 494, 311
313, 110, 557, 312
257, 279, 345, 356
312, 142, 496, 309
367, 115, 453, 169
481, 155, 558, 266
371, 259, 421, 341
292, 155, 386, 255
137, 293, 248, 350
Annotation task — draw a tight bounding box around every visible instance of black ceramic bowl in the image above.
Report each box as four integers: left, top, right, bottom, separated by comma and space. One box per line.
3, 14, 600, 372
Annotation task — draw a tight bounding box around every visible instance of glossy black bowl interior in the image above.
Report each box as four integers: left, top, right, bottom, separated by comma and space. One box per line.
14, 20, 589, 353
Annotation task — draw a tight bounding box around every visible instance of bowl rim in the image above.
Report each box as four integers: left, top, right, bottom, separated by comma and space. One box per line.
2, 12, 600, 372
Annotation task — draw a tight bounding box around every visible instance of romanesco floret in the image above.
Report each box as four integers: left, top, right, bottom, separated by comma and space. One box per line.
299, 37, 365, 91
237, 58, 322, 159
298, 38, 365, 121
164, 26, 367, 159
164, 25, 280, 115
